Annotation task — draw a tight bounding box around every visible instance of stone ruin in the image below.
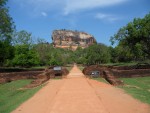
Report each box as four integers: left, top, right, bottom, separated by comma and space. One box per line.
52, 29, 96, 50
108, 63, 150, 78
83, 63, 150, 86
0, 66, 69, 88
25, 66, 69, 88
83, 65, 124, 86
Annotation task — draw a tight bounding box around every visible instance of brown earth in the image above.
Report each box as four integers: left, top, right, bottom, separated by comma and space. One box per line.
12, 65, 150, 113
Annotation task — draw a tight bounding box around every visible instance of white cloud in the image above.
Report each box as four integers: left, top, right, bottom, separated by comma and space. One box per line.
64, 0, 128, 15
41, 12, 47, 17
95, 13, 120, 22
95, 13, 109, 19
14, 0, 128, 15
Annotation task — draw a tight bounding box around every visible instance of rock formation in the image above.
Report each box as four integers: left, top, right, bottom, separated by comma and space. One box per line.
52, 29, 96, 50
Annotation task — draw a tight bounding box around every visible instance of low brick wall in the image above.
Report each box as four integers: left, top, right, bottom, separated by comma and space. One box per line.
0, 71, 43, 84
108, 64, 150, 70
110, 69, 150, 78
0, 67, 69, 88
83, 65, 124, 86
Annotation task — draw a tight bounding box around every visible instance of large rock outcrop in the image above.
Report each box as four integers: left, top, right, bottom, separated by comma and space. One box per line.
52, 29, 96, 50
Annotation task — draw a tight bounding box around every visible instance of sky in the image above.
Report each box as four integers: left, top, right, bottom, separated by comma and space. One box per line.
8, 0, 150, 46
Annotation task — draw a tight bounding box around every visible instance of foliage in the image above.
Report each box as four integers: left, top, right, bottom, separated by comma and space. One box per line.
0, 0, 15, 40
33, 42, 111, 66
110, 13, 150, 61
73, 47, 87, 64
0, 80, 42, 113
13, 30, 33, 46
85, 43, 111, 65
33, 38, 53, 66
33, 40, 75, 66
12, 30, 39, 67
109, 46, 133, 62
0, 41, 15, 66
0, 0, 15, 66
119, 77, 150, 104
12, 46, 39, 67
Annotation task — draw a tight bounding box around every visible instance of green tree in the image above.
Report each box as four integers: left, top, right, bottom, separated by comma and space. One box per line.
110, 13, 150, 61
12, 45, 39, 67
13, 30, 33, 46
33, 41, 52, 65
12, 30, 39, 67
48, 57, 60, 66
0, 0, 15, 66
109, 46, 133, 63
34, 39, 76, 66
85, 43, 111, 65
74, 47, 85, 64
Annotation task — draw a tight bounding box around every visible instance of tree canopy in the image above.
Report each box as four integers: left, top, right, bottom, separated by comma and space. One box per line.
110, 13, 150, 61
85, 43, 111, 65
11, 31, 39, 67
0, 0, 15, 66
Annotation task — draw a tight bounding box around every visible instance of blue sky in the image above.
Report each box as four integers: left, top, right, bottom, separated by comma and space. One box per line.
8, 0, 150, 46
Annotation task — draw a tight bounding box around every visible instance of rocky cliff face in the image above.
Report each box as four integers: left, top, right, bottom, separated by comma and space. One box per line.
52, 30, 96, 50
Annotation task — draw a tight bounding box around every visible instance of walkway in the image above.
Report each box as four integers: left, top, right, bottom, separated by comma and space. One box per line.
12, 65, 150, 113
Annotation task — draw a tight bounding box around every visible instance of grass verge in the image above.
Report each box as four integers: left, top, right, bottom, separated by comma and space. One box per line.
119, 77, 150, 104
0, 80, 43, 113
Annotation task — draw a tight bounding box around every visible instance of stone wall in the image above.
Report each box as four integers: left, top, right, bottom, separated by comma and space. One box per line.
82, 65, 124, 86
110, 69, 150, 78
0, 71, 43, 84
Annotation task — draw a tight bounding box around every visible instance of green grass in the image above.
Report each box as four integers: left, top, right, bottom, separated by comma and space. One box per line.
92, 77, 109, 84
0, 80, 42, 113
119, 77, 150, 104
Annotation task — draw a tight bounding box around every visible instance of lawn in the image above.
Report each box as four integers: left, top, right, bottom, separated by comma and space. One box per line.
119, 77, 150, 104
94, 77, 150, 104
0, 80, 42, 113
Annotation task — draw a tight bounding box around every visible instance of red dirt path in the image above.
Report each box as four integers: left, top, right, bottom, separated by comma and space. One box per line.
12, 65, 150, 113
